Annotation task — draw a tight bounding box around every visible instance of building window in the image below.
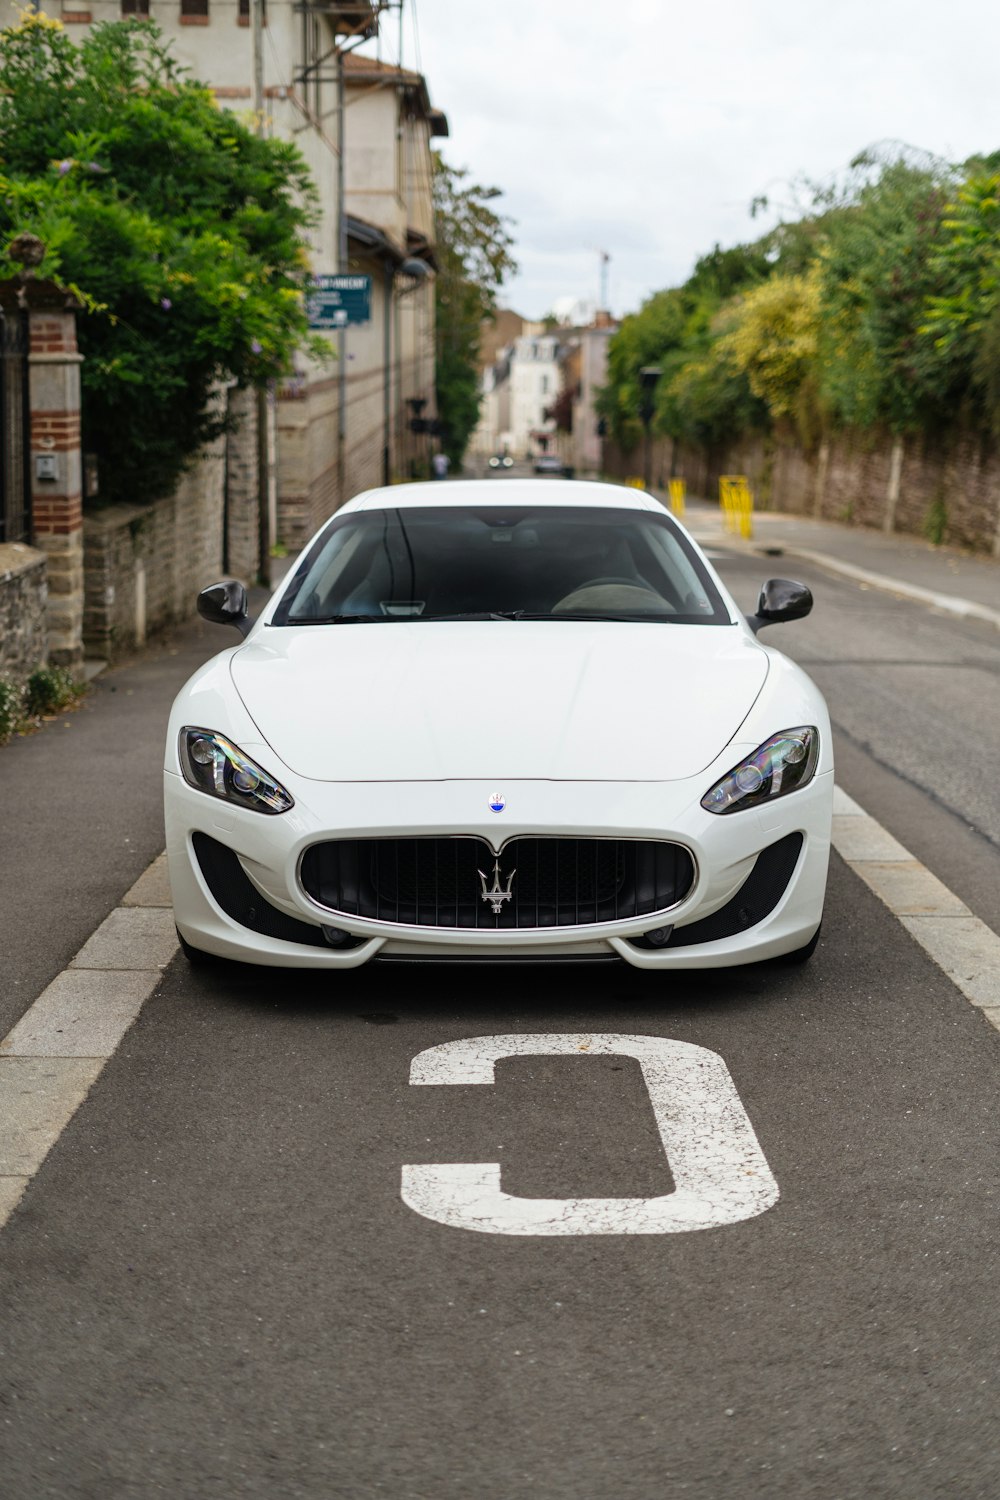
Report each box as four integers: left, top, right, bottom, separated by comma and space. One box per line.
121, 0, 150, 13
237, 0, 267, 21
541, 375, 550, 395
180, 0, 209, 21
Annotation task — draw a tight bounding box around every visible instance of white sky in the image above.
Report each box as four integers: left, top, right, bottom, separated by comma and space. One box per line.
377, 0, 1000, 320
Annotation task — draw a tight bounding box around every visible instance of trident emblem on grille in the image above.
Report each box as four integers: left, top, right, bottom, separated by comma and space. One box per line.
478, 859, 516, 914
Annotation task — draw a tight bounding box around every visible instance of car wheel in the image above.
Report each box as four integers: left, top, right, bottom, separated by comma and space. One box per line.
778, 923, 821, 964
176, 926, 222, 966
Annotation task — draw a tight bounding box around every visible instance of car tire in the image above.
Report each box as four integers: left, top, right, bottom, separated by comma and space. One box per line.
176, 926, 222, 967
778, 923, 822, 965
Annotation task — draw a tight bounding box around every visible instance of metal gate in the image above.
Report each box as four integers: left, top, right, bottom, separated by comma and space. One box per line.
0, 308, 31, 545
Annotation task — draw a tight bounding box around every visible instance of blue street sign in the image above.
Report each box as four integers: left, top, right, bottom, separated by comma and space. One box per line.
307, 274, 372, 329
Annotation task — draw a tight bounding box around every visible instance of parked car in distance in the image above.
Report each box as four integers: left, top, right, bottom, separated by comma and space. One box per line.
165, 477, 833, 972
533, 454, 564, 475
488, 454, 514, 469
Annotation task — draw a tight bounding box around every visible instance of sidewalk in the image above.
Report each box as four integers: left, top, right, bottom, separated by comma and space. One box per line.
680, 497, 1000, 630
0, 588, 270, 1041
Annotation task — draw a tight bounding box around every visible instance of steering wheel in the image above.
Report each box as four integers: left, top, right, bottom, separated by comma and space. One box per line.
579, 575, 647, 588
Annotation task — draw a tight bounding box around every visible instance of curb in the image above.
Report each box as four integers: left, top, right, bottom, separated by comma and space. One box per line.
761, 545, 1000, 633
0, 852, 177, 1231
686, 520, 1000, 634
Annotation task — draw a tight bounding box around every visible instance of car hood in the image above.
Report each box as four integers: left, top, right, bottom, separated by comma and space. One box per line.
231, 621, 768, 782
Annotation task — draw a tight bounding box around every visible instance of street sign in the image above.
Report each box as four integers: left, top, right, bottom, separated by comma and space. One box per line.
306, 274, 372, 329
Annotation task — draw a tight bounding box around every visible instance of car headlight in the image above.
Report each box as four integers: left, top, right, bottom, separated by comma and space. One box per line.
179, 728, 294, 815
701, 727, 819, 815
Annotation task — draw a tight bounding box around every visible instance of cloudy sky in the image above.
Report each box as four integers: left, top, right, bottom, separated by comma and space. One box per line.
377, 0, 999, 321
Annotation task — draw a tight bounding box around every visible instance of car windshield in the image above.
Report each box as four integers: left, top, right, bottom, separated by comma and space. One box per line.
272, 505, 733, 626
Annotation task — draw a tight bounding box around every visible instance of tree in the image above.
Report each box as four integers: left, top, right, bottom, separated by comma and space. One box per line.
597, 242, 773, 450
0, 14, 322, 504
432, 153, 516, 467
816, 159, 954, 431
921, 166, 1000, 434
720, 268, 822, 419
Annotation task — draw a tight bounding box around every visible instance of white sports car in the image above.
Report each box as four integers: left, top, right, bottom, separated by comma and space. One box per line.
164, 480, 833, 970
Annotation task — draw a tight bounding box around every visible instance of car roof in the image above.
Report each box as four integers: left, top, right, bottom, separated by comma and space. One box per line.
342, 478, 662, 514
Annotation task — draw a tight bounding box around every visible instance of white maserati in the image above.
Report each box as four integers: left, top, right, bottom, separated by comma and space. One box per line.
164, 480, 833, 970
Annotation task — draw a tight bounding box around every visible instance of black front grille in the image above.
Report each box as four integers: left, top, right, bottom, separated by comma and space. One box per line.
299, 836, 695, 930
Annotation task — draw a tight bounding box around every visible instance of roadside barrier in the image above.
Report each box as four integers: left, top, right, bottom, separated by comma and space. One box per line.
720, 474, 753, 539
668, 478, 686, 518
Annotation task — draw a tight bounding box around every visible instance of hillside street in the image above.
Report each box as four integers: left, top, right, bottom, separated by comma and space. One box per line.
3, 495, 1000, 1498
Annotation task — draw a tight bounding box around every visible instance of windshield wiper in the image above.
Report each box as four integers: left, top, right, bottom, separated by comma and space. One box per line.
288, 610, 672, 625
419, 611, 518, 621
288, 613, 384, 625
494, 611, 669, 623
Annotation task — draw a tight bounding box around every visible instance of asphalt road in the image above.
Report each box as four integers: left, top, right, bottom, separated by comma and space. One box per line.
2, 546, 1000, 1499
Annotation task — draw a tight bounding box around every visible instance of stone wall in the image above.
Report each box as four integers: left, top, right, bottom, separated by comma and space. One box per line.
223, 386, 261, 583
276, 356, 407, 551
83, 436, 226, 662
0, 543, 47, 682
606, 428, 1000, 556
276, 373, 341, 550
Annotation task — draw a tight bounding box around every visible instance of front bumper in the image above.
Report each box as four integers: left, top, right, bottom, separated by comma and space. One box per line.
165, 770, 833, 970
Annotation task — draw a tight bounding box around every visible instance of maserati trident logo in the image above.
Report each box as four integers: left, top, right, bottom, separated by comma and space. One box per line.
488, 791, 505, 813
478, 859, 516, 915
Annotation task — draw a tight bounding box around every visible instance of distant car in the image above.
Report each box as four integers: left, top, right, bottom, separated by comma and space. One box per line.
165, 478, 832, 971
488, 454, 514, 469
534, 454, 564, 475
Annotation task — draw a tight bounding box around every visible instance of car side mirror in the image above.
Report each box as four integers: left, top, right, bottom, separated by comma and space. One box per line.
748, 577, 813, 635
198, 579, 253, 637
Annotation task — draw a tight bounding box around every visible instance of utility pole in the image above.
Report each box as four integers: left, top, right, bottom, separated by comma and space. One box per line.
336, 50, 347, 510
639, 365, 661, 492
252, 0, 271, 585
598, 250, 610, 312
334, 8, 390, 507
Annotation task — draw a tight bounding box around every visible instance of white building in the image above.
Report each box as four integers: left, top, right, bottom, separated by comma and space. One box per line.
571, 313, 617, 474
508, 334, 560, 457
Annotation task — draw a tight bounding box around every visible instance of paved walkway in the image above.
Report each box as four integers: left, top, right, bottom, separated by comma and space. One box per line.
680, 497, 1000, 629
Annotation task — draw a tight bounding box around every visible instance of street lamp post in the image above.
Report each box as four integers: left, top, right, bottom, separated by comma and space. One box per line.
639, 365, 662, 492
407, 396, 427, 477
383, 257, 431, 488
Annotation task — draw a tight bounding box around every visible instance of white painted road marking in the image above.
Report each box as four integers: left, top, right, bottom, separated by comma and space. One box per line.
832, 787, 1000, 1019
0, 853, 175, 1230
402, 1034, 779, 1235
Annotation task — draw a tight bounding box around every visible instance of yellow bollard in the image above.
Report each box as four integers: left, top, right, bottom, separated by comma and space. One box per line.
668, 478, 686, 518
625, 475, 646, 490
739, 481, 754, 540
719, 475, 753, 539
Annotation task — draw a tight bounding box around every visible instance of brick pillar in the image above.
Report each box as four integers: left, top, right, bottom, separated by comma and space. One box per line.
27, 303, 84, 668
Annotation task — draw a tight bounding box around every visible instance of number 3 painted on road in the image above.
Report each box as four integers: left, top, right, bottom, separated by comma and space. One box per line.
401, 1034, 779, 1236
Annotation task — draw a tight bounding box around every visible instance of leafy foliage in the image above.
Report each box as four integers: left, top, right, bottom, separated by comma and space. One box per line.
601, 145, 1000, 459
816, 160, 954, 430
921, 170, 1000, 433
24, 664, 83, 716
597, 242, 772, 450
0, 15, 322, 503
0, 677, 22, 744
432, 153, 516, 467
720, 268, 822, 418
